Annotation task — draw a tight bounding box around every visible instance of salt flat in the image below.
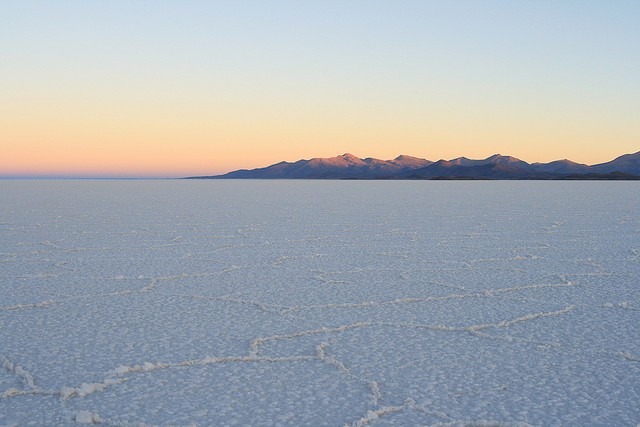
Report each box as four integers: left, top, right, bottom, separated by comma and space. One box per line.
1, 180, 639, 426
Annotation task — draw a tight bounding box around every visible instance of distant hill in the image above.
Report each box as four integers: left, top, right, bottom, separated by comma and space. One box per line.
530, 159, 592, 175
187, 151, 640, 180
591, 152, 640, 174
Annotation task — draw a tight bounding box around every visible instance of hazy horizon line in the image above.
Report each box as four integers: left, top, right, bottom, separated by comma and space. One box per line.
3, 149, 638, 180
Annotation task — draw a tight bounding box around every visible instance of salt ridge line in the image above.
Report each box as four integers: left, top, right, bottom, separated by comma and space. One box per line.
94, 268, 240, 295
0, 299, 57, 311
1, 354, 127, 400
426, 420, 534, 427
0, 268, 240, 312
345, 398, 451, 427
387, 305, 576, 334
71, 408, 187, 426
0, 277, 575, 316
309, 267, 366, 276
424, 279, 469, 291
138, 272, 217, 293
316, 341, 382, 406
108, 355, 315, 376
60, 379, 129, 399
181, 294, 290, 315
347, 403, 405, 427
273, 253, 325, 266
71, 410, 165, 426
466, 329, 561, 348
620, 351, 640, 362
149, 241, 185, 249
312, 273, 351, 284
1, 354, 37, 389
62, 246, 111, 253
309, 266, 487, 278
281, 281, 576, 313
0, 291, 283, 318
6, 271, 59, 279
0, 252, 17, 263
467, 255, 542, 263
314, 266, 479, 274
54, 260, 79, 272
250, 306, 575, 357
470, 305, 576, 331
73, 399, 450, 427
602, 301, 638, 311
2, 358, 310, 400
250, 322, 372, 357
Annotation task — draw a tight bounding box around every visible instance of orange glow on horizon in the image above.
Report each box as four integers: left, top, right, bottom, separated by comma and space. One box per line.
2, 94, 638, 177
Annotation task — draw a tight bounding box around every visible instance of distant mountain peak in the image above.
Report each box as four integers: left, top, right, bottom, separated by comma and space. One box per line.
339, 153, 360, 161
447, 157, 472, 166
485, 154, 522, 161
395, 154, 419, 161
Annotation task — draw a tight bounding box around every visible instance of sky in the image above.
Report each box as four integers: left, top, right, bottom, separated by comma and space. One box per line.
1, 1, 639, 177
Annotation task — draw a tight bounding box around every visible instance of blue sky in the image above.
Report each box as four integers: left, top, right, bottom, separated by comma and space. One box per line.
2, 1, 639, 176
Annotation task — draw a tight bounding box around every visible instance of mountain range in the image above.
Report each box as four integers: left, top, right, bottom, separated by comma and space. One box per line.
189, 151, 640, 180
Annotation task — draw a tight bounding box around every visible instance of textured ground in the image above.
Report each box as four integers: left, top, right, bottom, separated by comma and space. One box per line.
1, 180, 639, 426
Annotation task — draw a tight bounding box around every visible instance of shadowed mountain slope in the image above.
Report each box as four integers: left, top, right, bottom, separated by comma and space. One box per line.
591, 151, 640, 174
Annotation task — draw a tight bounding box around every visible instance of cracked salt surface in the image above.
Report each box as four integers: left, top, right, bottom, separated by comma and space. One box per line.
1, 181, 639, 426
